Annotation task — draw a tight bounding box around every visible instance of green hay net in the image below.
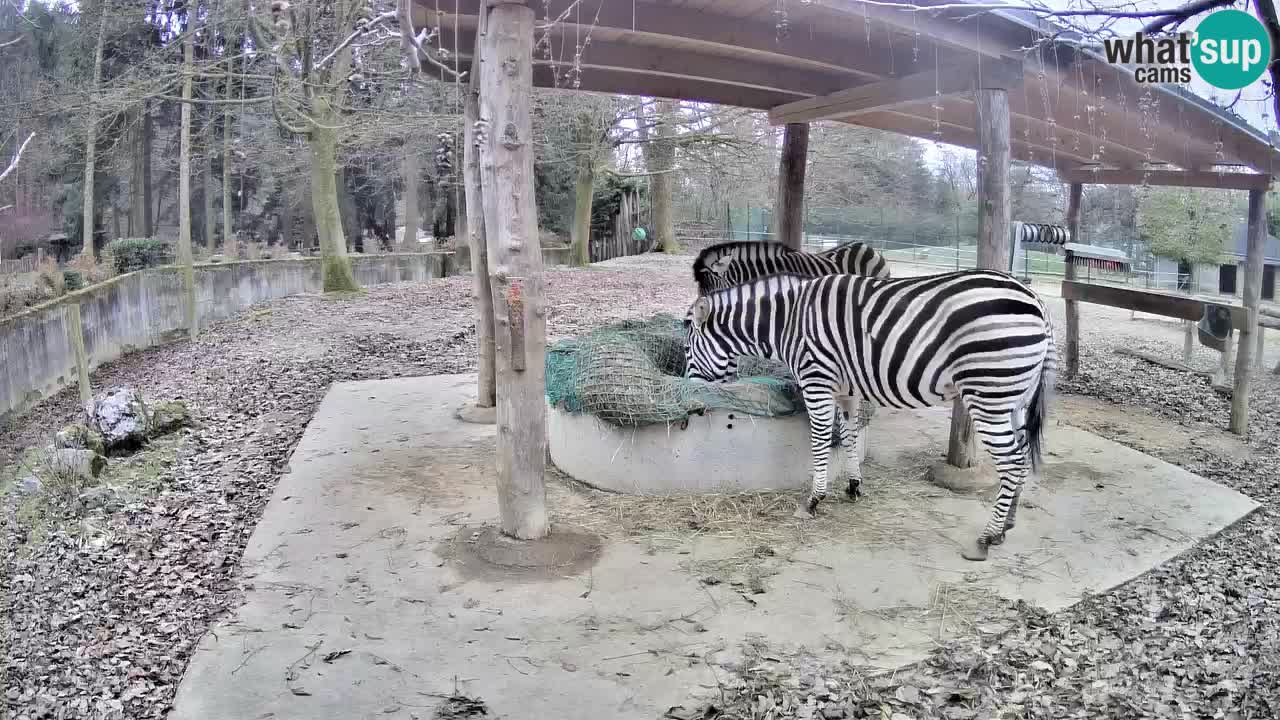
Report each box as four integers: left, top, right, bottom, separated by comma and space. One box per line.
545, 314, 804, 427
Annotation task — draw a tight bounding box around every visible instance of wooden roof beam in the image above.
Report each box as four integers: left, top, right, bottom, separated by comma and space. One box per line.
1057, 168, 1273, 190
852, 110, 1097, 168
448, 31, 858, 98
435, 0, 909, 80
768, 58, 1022, 126
803, 0, 1022, 59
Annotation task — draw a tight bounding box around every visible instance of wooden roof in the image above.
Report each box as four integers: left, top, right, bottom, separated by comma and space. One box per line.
416, 0, 1280, 179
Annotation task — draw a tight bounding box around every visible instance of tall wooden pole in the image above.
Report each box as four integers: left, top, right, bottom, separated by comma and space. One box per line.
775, 122, 809, 251
177, 29, 197, 339
478, 1, 548, 539
1064, 183, 1083, 377
947, 87, 1011, 468
464, 31, 497, 409
1229, 188, 1267, 435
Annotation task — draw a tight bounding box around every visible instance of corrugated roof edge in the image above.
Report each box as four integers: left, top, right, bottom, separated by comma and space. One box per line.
983, 4, 1279, 163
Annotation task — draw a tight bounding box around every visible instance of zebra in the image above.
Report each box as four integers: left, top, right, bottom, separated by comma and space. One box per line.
692, 240, 889, 295
683, 269, 1056, 561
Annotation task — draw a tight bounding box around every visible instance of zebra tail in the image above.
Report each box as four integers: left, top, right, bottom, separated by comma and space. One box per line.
1024, 323, 1058, 475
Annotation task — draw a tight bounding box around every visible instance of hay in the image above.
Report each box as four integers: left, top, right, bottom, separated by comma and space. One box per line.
547, 314, 878, 430
546, 314, 804, 426
545, 454, 953, 551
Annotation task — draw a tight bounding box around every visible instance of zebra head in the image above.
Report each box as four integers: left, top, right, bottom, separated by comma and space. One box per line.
683, 296, 737, 382
693, 254, 737, 294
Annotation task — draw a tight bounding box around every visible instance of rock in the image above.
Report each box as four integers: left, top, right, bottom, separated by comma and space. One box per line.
54, 423, 107, 455
926, 461, 999, 494
44, 448, 108, 482
16, 475, 43, 495
148, 400, 192, 436
78, 485, 123, 512
84, 387, 149, 453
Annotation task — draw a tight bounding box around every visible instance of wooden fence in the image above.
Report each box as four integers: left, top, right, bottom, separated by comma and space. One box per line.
0, 250, 42, 275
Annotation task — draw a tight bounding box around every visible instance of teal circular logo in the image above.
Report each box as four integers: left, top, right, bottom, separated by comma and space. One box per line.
1192, 10, 1272, 90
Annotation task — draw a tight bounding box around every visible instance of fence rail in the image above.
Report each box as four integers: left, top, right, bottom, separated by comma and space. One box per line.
0, 254, 41, 276
671, 230, 1200, 295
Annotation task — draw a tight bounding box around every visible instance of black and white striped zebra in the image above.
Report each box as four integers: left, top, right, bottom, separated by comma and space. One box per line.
683, 269, 1056, 561
692, 240, 889, 295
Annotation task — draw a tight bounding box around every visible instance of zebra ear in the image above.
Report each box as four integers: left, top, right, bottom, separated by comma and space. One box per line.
692, 297, 712, 327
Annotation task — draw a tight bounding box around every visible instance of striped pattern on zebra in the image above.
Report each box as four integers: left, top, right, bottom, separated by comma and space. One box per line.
691, 240, 889, 295
683, 269, 1057, 561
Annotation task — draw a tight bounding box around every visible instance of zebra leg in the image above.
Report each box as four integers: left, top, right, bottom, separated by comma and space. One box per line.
834, 395, 864, 501
794, 390, 837, 518
1001, 485, 1025, 534
960, 414, 1031, 562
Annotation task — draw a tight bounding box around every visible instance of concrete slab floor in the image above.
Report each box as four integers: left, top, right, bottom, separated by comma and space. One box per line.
168, 374, 1259, 720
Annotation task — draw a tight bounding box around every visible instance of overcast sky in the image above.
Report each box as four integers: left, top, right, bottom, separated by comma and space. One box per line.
918, 0, 1277, 166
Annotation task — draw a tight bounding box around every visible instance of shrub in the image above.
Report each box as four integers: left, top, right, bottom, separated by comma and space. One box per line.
106, 238, 172, 274
0, 276, 55, 316
63, 269, 85, 291
66, 252, 114, 285
36, 257, 65, 297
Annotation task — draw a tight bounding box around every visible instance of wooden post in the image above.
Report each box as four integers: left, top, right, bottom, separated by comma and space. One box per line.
1257, 326, 1266, 367
463, 18, 496, 410
478, 1, 548, 540
775, 122, 809, 251
1183, 321, 1195, 364
947, 87, 1010, 468
66, 303, 91, 404
1229, 188, 1266, 434
1064, 183, 1083, 377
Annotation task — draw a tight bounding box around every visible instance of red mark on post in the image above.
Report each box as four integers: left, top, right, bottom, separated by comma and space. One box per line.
508, 278, 526, 372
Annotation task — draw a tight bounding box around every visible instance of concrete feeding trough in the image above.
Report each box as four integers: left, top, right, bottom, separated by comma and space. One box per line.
547, 402, 866, 494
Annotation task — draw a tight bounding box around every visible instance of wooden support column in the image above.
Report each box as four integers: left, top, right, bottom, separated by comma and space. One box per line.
1064, 183, 1083, 377
947, 86, 1010, 469
463, 16, 496, 411
775, 122, 809, 251
477, 1, 549, 539
1229, 188, 1267, 435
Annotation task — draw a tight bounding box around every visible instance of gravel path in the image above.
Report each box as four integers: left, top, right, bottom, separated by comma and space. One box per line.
2, 254, 1278, 719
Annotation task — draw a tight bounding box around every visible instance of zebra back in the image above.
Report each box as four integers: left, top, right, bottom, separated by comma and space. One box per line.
693, 240, 889, 295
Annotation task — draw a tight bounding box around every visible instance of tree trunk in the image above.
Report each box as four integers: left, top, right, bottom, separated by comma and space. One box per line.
570, 115, 594, 266
309, 118, 360, 292
432, 134, 457, 240
645, 100, 679, 253
142, 104, 154, 237
222, 45, 235, 252
464, 38, 496, 409
947, 87, 1010, 469
1230, 188, 1267, 434
178, 30, 197, 338
129, 107, 146, 237
80, 4, 108, 260
401, 146, 419, 248
478, 1, 548, 540
775, 122, 809, 251
203, 141, 216, 253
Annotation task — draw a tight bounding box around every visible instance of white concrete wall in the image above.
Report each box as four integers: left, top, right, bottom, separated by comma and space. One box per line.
0, 254, 453, 421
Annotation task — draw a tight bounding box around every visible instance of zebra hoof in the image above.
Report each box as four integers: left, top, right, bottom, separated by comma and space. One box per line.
845, 480, 863, 501
792, 504, 816, 520
988, 532, 1006, 546
960, 539, 990, 562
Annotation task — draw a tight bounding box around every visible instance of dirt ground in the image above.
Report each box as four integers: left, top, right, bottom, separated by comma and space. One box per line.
2, 253, 1279, 719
